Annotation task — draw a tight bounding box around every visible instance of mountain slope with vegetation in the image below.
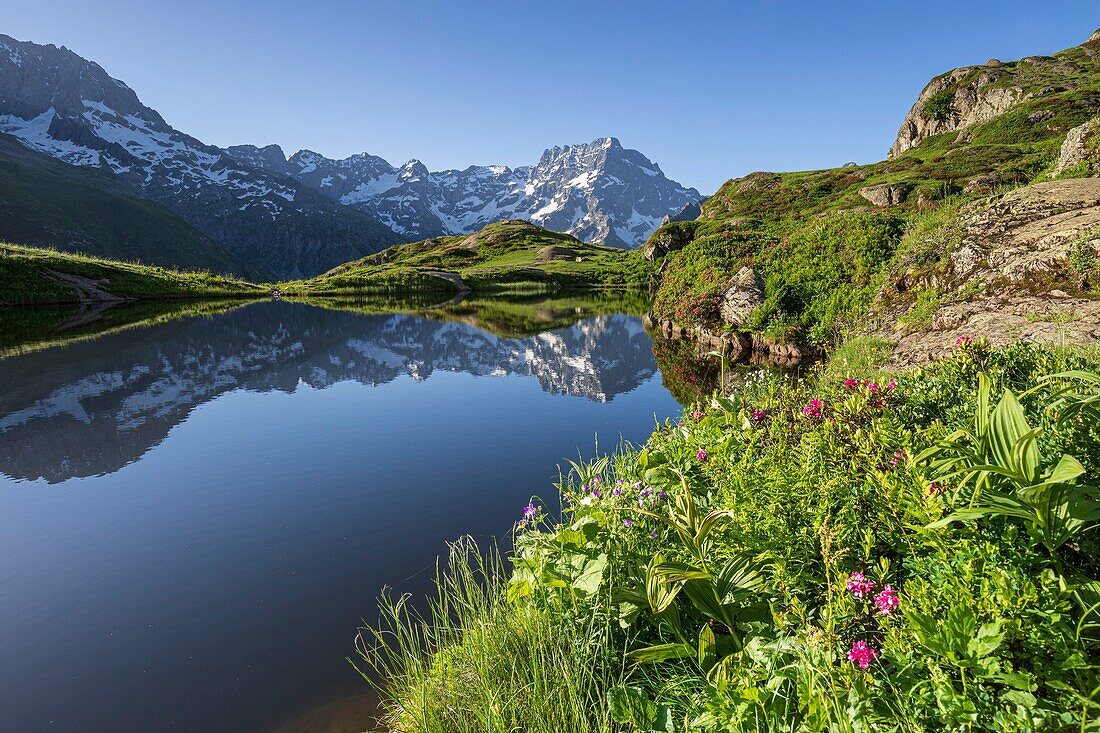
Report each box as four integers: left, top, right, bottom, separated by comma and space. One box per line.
645, 29, 1100, 360
284, 220, 656, 295
0, 243, 264, 306
0, 134, 250, 276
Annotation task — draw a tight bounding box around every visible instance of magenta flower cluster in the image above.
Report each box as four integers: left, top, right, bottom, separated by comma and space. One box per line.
846, 571, 901, 617
874, 585, 899, 616
848, 640, 879, 669
751, 408, 767, 422
696, 449, 709, 462
955, 335, 973, 347
802, 398, 824, 418
846, 571, 876, 598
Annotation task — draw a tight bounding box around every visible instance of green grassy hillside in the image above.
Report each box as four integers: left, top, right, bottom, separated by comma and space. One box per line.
0, 134, 250, 276
0, 243, 265, 306
647, 31, 1100, 347
283, 220, 655, 295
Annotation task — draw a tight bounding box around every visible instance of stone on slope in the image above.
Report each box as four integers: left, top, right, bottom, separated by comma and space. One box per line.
1055, 116, 1100, 175
858, 182, 912, 207
949, 178, 1100, 283
719, 266, 764, 327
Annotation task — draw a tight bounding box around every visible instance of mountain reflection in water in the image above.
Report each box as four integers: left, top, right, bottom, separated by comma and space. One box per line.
0, 297, 687, 733
0, 300, 660, 484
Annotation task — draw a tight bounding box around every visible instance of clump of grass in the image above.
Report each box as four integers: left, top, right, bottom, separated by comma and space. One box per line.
356, 539, 626, 733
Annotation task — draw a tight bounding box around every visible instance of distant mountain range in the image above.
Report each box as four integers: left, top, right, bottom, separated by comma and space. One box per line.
227, 137, 700, 246
0, 33, 700, 277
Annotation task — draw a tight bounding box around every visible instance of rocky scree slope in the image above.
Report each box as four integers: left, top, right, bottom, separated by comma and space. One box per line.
0, 34, 400, 278
227, 137, 701, 247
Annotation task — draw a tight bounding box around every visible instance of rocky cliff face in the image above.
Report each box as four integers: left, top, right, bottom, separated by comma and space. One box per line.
888, 65, 1031, 158
228, 137, 701, 247
888, 29, 1100, 159
0, 35, 401, 278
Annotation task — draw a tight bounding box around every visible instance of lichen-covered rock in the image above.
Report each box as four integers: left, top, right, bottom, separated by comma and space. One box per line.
888, 296, 1100, 367
949, 178, 1100, 283
719, 266, 763, 327
1055, 117, 1100, 175
858, 182, 912, 207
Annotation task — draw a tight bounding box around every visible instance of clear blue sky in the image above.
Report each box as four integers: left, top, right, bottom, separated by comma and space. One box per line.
5, 0, 1099, 193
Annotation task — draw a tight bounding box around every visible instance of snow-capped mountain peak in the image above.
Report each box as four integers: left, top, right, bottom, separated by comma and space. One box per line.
230, 137, 700, 246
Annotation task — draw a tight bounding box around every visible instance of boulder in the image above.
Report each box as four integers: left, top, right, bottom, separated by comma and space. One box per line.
858, 182, 912, 207
964, 174, 999, 194
719, 266, 764, 327
1055, 116, 1100, 175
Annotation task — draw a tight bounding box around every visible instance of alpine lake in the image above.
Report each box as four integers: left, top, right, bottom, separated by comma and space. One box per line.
0, 293, 796, 732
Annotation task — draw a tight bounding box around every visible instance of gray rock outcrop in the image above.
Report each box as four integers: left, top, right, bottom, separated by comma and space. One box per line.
949, 178, 1100, 283
719, 266, 764, 327
858, 182, 912, 206
889, 67, 1030, 158
1055, 117, 1100, 175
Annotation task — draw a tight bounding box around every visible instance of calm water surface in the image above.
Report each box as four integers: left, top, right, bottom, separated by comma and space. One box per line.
0, 299, 686, 733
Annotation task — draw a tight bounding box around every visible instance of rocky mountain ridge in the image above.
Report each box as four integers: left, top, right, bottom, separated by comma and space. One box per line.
227, 137, 701, 247
0, 33, 699, 277
0, 34, 402, 278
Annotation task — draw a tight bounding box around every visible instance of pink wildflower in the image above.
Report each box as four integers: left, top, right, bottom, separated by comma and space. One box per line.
955, 335, 972, 347
848, 640, 879, 669
886, 378, 897, 392
846, 571, 876, 598
751, 408, 767, 422
843, 377, 860, 390
803, 398, 824, 418
874, 585, 900, 616
868, 382, 879, 393
691, 410, 704, 420
696, 449, 708, 462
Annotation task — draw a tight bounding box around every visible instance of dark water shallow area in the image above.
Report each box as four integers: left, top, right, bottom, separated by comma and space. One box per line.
0, 296, 699, 733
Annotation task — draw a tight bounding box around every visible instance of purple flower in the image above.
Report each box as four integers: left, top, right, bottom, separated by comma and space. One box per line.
623, 518, 635, 528
612, 487, 622, 497
696, 449, 709, 462
751, 408, 767, 422
522, 503, 539, 521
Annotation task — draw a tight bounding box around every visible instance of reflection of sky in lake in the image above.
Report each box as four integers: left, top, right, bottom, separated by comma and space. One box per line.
0, 300, 683, 733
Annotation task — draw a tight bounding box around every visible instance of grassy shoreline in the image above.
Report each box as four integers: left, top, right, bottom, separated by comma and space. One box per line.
358, 340, 1100, 732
